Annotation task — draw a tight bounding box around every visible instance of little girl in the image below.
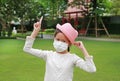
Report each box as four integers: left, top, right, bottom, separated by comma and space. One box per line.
23, 17, 96, 81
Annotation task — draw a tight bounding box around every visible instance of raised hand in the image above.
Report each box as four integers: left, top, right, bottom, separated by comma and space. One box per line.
74, 41, 90, 57
74, 41, 84, 49
31, 16, 43, 38
34, 16, 43, 31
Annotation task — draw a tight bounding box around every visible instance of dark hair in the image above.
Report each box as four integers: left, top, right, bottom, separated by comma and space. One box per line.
54, 29, 70, 52
54, 29, 61, 37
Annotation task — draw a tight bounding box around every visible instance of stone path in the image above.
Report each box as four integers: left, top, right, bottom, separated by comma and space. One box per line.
17, 35, 120, 42
78, 36, 120, 42
41, 34, 120, 42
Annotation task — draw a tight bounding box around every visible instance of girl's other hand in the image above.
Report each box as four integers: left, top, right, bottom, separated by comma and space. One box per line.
74, 41, 85, 49
74, 41, 90, 57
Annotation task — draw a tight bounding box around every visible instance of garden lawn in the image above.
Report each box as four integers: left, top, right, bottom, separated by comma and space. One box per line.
0, 38, 120, 81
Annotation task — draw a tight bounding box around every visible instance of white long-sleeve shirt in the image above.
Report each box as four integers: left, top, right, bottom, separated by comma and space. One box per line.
23, 36, 96, 81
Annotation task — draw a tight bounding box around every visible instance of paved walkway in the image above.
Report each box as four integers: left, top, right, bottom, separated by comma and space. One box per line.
41, 34, 120, 42
78, 36, 120, 42
17, 35, 120, 42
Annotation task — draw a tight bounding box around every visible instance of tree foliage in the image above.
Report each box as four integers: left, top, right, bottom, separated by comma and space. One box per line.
0, 0, 68, 36
0, 0, 44, 33
110, 0, 120, 15
69, 0, 112, 16
35, 0, 67, 19
0, 0, 17, 31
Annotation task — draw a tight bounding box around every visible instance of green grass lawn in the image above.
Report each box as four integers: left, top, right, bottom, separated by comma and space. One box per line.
0, 38, 120, 81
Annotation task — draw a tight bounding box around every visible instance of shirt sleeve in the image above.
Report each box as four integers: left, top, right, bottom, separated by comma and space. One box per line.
23, 36, 52, 60
73, 54, 96, 73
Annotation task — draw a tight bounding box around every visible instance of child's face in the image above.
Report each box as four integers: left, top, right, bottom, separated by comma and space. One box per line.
54, 32, 71, 45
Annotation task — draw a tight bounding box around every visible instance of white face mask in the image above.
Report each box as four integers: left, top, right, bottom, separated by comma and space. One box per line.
53, 39, 68, 52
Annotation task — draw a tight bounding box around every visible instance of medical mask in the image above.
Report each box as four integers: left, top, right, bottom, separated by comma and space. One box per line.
53, 39, 68, 52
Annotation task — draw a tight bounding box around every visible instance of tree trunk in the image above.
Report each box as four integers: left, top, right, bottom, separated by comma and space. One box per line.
21, 20, 24, 34
0, 19, 7, 37
20, 18, 26, 34
0, 19, 7, 31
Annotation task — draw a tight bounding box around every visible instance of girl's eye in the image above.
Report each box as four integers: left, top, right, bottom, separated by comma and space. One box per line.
56, 39, 60, 41
62, 40, 66, 42
56, 38, 66, 43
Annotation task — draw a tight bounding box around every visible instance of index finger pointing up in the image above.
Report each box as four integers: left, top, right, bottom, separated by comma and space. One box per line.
39, 16, 43, 24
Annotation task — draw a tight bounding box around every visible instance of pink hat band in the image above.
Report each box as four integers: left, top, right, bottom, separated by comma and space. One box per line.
56, 23, 78, 44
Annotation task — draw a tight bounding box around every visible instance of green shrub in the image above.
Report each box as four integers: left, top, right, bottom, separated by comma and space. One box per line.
43, 28, 55, 34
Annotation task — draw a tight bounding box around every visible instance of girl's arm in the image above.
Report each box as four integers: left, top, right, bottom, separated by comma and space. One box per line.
23, 16, 51, 60
74, 54, 96, 73
73, 41, 96, 72
74, 41, 90, 58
